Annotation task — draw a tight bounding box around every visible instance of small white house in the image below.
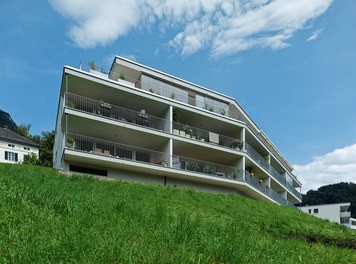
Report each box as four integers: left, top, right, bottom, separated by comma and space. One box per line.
300, 203, 356, 229
0, 127, 40, 164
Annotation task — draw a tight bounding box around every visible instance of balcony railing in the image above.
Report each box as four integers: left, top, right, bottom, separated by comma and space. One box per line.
243, 171, 294, 207
65, 133, 296, 208
340, 211, 351, 218
65, 93, 301, 201
245, 142, 302, 200
172, 122, 242, 151
78, 63, 231, 119
66, 93, 168, 132
81, 64, 293, 178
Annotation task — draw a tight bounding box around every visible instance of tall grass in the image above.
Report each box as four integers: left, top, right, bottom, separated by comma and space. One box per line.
0, 163, 355, 263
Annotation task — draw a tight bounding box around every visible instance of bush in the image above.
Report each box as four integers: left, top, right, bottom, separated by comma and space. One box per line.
22, 153, 40, 165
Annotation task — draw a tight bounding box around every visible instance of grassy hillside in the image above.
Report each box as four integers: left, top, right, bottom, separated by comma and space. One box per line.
0, 164, 355, 263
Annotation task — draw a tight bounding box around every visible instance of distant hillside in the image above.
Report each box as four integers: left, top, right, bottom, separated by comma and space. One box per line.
0, 109, 17, 130
302, 182, 356, 218
0, 164, 355, 262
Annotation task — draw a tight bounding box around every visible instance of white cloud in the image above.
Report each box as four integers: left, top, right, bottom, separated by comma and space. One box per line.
306, 28, 323, 42
50, 0, 334, 57
294, 144, 356, 193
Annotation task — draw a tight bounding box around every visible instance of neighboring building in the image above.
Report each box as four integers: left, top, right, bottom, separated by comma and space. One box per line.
0, 127, 39, 164
348, 218, 356, 230
53, 56, 302, 207
300, 203, 356, 229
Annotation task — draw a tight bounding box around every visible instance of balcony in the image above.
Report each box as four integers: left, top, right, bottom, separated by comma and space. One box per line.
86, 64, 231, 119
65, 93, 301, 202
64, 133, 296, 208
172, 122, 243, 151
245, 142, 302, 200
66, 93, 244, 153
80, 64, 293, 176
66, 93, 168, 132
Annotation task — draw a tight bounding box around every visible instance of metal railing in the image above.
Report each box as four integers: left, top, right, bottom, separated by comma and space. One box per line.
65, 133, 170, 165
65, 133, 296, 208
176, 157, 240, 180
66, 93, 168, 132
66, 93, 244, 152
80, 64, 231, 119
172, 122, 242, 150
245, 142, 302, 200
65, 93, 301, 202
81, 63, 294, 178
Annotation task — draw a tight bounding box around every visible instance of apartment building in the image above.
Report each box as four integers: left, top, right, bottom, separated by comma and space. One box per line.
300, 203, 356, 229
53, 56, 302, 207
0, 127, 39, 164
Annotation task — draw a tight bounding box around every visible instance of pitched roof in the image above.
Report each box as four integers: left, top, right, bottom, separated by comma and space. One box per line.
0, 128, 40, 147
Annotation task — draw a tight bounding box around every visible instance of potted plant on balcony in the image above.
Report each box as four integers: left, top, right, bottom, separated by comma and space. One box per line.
67, 100, 75, 108
173, 109, 180, 123
88, 61, 96, 71
231, 139, 243, 150
66, 136, 75, 148
247, 167, 255, 176
205, 165, 217, 175
200, 134, 207, 142
184, 125, 192, 138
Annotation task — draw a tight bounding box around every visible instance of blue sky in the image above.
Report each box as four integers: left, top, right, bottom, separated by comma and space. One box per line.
1, 0, 355, 192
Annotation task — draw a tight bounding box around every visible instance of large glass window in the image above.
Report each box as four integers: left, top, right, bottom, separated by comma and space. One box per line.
5, 151, 18, 162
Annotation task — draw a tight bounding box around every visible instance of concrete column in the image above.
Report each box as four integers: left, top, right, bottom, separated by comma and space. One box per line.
240, 128, 246, 151
242, 156, 246, 180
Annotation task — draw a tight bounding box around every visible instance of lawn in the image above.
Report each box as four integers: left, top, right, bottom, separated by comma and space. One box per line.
0, 163, 355, 263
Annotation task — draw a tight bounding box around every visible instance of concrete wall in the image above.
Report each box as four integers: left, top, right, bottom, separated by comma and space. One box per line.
300, 203, 350, 224
65, 160, 242, 196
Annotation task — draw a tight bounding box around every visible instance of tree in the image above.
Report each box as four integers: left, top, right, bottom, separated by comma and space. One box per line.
39, 130, 55, 167
14, 123, 55, 167
13, 123, 40, 144
14, 123, 32, 138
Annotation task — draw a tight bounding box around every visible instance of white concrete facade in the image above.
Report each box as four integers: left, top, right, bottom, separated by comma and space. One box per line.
53, 56, 302, 207
300, 203, 355, 228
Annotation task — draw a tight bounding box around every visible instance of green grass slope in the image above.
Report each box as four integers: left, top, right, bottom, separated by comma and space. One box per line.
0, 164, 355, 263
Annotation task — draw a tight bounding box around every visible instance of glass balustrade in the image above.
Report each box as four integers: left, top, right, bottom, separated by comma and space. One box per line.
245, 143, 302, 200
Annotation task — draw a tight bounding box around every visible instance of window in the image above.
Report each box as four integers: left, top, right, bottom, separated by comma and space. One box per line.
5, 151, 18, 162
69, 165, 107, 176
24, 147, 30, 151
314, 208, 319, 214
8, 144, 15, 148
308, 209, 311, 214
